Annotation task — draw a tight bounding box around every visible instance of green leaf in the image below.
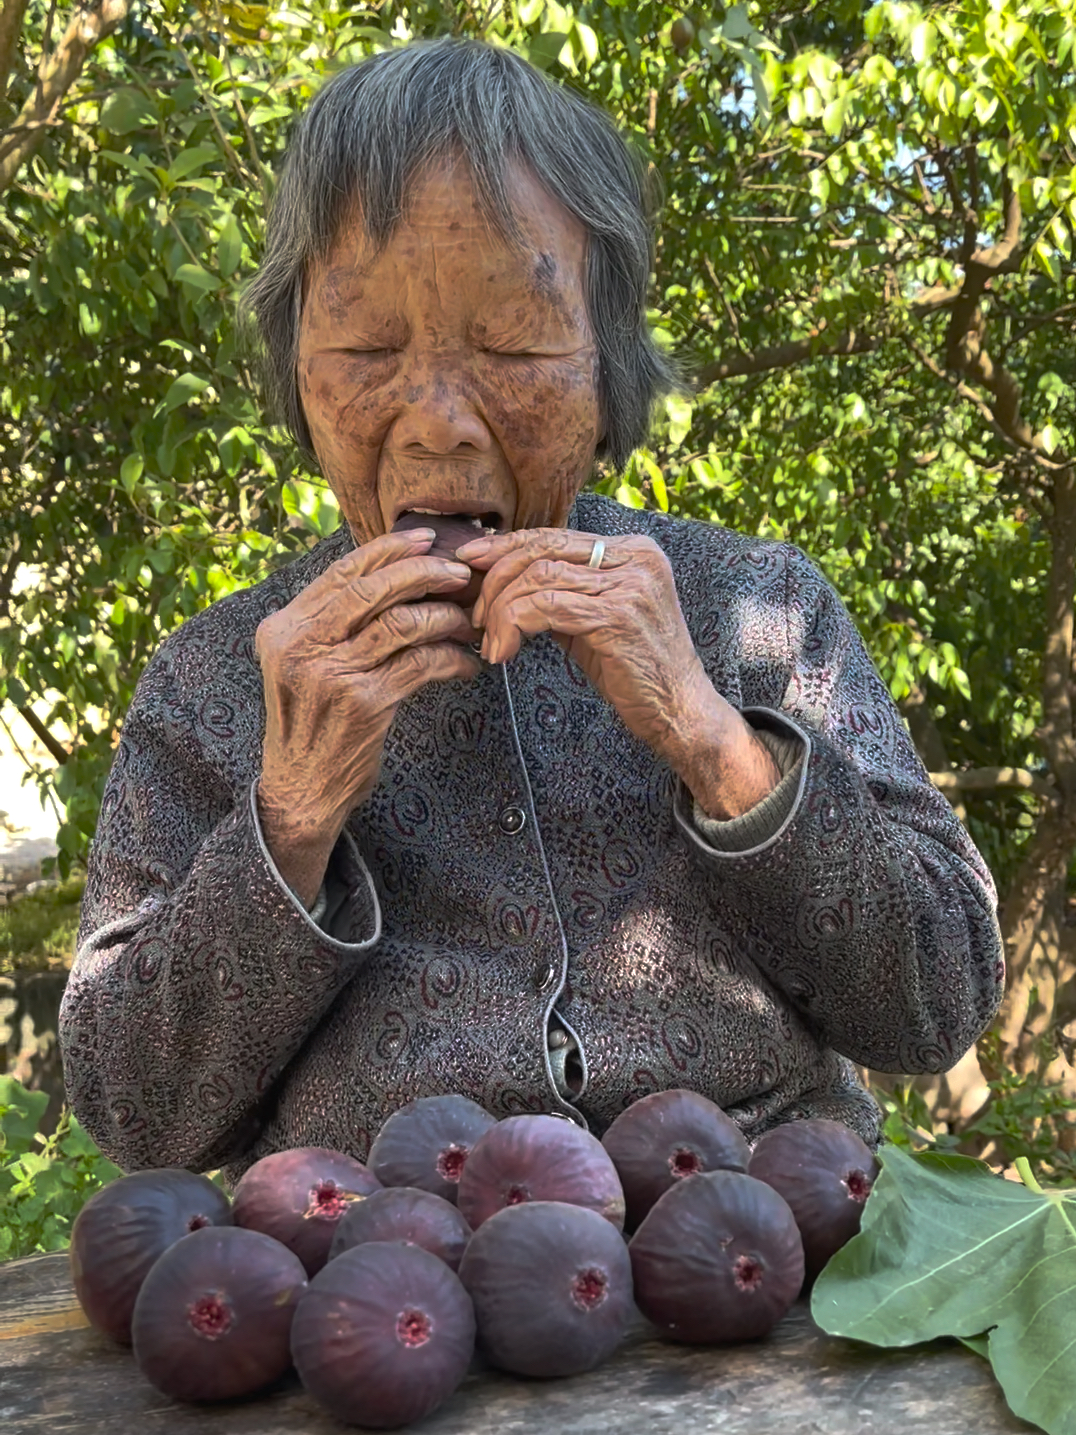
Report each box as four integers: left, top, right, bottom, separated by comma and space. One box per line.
167, 144, 219, 182
217, 215, 243, 277
527, 32, 571, 70
665, 394, 694, 446
822, 96, 847, 137
119, 453, 143, 494
164, 373, 210, 412
99, 88, 160, 135
722, 4, 752, 42
173, 264, 218, 294
813, 1147, 1076, 1435
910, 21, 937, 63
0, 1079, 49, 1154
574, 19, 599, 66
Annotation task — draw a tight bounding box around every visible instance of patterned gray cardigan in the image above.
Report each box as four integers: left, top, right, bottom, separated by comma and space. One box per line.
60, 493, 1005, 1178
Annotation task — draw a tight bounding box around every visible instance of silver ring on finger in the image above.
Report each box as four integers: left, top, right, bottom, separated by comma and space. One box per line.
587, 539, 606, 569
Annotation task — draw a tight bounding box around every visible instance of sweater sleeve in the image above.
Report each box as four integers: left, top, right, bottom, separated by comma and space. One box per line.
59, 649, 381, 1173
674, 544, 1005, 1075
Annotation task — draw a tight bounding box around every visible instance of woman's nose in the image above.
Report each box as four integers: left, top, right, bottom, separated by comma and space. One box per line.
390, 376, 491, 456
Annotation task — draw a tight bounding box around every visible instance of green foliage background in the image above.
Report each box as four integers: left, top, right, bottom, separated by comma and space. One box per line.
1, 0, 1074, 1019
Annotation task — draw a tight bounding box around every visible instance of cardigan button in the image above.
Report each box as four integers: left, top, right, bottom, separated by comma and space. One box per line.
498, 805, 526, 834
533, 961, 558, 994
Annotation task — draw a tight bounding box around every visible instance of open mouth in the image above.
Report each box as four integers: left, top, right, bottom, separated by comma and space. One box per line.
392, 506, 504, 534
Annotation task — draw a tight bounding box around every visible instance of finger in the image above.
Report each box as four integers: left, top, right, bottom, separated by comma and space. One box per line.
311, 553, 476, 648
481, 558, 619, 652
360, 639, 482, 708
482, 587, 610, 665
466, 530, 630, 626
341, 601, 481, 672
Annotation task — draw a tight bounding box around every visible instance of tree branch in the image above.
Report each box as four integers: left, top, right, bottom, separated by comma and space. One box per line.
0, 0, 31, 99
928, 767, 1060, 804
17, 704, 69, 765
693, 327, 884, 388
0, 0, 130, 196
1040, 462, 1076, 796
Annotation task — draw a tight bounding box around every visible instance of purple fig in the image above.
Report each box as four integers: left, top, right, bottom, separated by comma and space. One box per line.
748, 1117, 879, 1283
391, 513, 496, 607
602, 1088, 749, 1230
132, 1225, 307, 1401
329, 1186, 472, 1271
629, 1170, 804, 1344
458, 1200, 634, 1378
457, 1114, 625, 1231
70, 1168, 232, 1344
367, 1094, 497, 1205
291, 1241, 476, 1428
232, 1146, 380, 1275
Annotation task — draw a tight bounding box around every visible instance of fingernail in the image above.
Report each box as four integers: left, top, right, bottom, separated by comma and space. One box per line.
445, 562, 471, 578
456, 537, 491, 558
406, 527, 436, 542
480, 633, 490, 661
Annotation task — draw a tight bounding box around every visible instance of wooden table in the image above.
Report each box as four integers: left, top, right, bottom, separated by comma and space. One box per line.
0, 1252, 1035, 1435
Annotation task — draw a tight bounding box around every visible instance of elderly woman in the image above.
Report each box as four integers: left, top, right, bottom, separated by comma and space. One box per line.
60, 39, 1004, 1177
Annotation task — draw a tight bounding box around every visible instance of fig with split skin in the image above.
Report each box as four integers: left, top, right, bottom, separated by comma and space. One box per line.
629, 1169, 804, 1344
70, 1167, 233, 1344
131, 1225, 307, 1402
457, 1113, 626, 1231
601, 1088, 750, 1231
232, 1146, 381, 1275
391, 512, 499, 608
747, 1117, 880, 1284
458, 1200, 635, 1378
291, 1240, 476, 1429
367, 1093, 497, 1205
329, 1186, 473, 1271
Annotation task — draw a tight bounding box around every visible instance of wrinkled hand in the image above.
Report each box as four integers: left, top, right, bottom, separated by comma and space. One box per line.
458, 527, 781, 817
255, 529, 480, 905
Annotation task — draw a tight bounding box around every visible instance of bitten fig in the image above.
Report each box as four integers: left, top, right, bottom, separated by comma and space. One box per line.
232, 1147, 380, 1275
629, 1170, 804, 1344
291, 1241, 476, 1429
70, 1168, 232, 1344
602, 1088, 750, 1230
329, 1186, 472, 1271
457, 1113, 625, 1231
391, 513, 495, 608
458, 1200, 635, 1378
132, 1226, 307, 1401
367, 1094, 497, 1205
747, 1117, 879, 1283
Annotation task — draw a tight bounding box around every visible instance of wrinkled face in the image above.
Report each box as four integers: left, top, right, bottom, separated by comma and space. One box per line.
297, 156, 603, 546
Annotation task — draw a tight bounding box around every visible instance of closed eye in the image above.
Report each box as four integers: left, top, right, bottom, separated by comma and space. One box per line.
482, 349, 557, 360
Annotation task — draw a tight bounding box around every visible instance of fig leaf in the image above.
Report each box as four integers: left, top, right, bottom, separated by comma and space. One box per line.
811, 1144, 1076, 1435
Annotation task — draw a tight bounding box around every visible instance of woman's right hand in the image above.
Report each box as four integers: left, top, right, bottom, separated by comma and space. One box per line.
254, 527, 480, 908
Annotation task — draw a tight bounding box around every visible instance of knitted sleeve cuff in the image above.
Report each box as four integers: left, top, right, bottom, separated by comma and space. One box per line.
688, 721, 807, 854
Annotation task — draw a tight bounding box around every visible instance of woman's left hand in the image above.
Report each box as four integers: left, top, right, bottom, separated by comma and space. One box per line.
457, 528, 766, 807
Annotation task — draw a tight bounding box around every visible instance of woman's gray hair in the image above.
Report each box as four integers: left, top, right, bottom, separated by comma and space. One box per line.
241, 37, 682, 469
